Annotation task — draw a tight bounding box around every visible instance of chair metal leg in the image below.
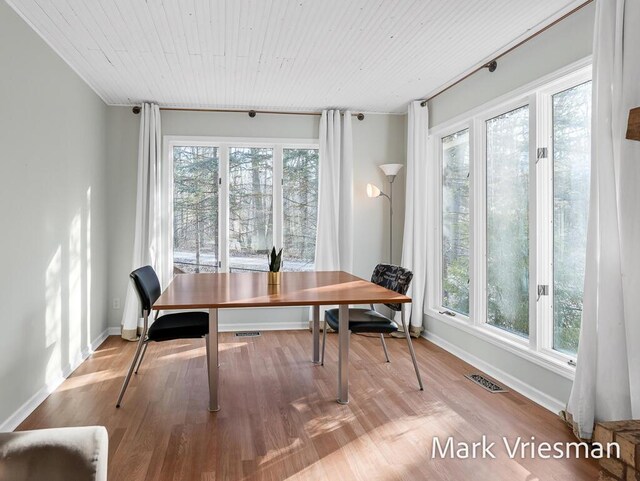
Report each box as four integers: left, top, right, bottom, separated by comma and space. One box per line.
321, 321, 327, 366
380, 334, 390, 362
400, 306, 424, 391
116, 313, 148, 408
312, 306, 320, 364
134, 342, 148, 374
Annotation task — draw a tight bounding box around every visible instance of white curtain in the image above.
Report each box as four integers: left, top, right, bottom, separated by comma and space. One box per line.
120, 103, 169, 340
566, 0, 640, 439
315, 110, 353, 272
400, 101, 429, 335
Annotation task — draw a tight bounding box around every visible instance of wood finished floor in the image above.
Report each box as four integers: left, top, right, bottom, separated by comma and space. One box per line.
18, 332, 598, 481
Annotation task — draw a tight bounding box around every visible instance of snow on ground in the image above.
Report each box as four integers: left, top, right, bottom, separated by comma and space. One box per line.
174, 251, 313, 273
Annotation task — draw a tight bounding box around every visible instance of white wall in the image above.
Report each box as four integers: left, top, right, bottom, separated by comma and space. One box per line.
106, 108, 406, 329
424, 2, 595, 411
429, 3, 595, 126
0, 1, 109, 429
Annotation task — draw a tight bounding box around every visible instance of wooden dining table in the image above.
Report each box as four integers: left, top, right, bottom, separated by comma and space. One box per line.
153, 270, 412, 411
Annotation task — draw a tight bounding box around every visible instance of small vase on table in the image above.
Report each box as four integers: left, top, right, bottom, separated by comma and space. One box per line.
267, 247, 283, 285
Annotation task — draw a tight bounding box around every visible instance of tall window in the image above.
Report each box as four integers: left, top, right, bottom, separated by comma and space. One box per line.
283, 148, 319, 271
433, 65, 591, 363
486, 106, 530, 337
228, 148, 273, 272
173, 146, 219, 273
441, 129, 470, 315
170, 140, 319, 274
552, 81, 592, 354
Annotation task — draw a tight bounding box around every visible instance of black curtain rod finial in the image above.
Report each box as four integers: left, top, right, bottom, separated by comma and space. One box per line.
132, 105, 141, 114
248, 110, 257, 118
357, 113, 365, 121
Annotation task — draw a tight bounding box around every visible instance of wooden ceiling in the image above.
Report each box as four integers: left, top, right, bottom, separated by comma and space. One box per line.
7, 0, 583, 113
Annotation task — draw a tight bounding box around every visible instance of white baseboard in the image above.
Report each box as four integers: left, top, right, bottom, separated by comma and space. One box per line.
0, 327, 112, 432
423, 331, 565, 415
219, 320, 309, 332
105, 320, 311, 337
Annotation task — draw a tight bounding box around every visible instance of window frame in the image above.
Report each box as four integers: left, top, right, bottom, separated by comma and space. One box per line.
478, 97, 536, 347
428, 59, 592, 378
163, 136, 319, 274
536, 68, 593, 363
435, 121, 473, 322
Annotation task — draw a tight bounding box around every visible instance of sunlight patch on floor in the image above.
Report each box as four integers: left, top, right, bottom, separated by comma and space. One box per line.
56, 370, 121, 391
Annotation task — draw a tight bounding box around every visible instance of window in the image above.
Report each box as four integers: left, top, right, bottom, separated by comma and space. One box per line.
283, 148, 319, 271
552, 81, 592, 354
168, 139, 319, 274
173, 146, 219, 273
432, 64, 592, 365
441, 129, 470, 315
228, 147, 273, 272
486, 106, 530, 337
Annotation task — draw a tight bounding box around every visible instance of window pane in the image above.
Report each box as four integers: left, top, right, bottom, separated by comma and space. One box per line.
229, 147, 273, 272
553, 81, 592, 355
486, 106, 530, 337
442, 129, 470, 315
173, 146, 219, 273
283, 148, 319, 271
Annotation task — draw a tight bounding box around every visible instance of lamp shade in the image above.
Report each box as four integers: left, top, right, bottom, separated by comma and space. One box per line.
366, 183, 381, 198
379, 163, 404, 177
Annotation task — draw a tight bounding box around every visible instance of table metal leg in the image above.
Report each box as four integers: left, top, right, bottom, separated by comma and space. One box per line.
208, 308, 220, 412
312, 305, 320, 364
337, 304, 350, 404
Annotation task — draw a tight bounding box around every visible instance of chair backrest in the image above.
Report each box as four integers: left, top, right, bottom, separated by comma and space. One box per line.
130, 265, 162, 313
370, 264, 413, 312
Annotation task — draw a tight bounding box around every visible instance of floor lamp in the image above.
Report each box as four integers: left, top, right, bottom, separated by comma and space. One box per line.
367, 163, 404, 263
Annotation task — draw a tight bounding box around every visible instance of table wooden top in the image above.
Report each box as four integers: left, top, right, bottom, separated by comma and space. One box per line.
153, 271, 411, 309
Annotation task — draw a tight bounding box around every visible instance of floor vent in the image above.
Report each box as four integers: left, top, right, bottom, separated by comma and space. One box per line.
235, 331, 261, 337
465, 374, 507, 393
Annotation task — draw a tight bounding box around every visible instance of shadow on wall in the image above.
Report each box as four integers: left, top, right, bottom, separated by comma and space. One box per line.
0, 184, 100, 429
44, 186, 95, 389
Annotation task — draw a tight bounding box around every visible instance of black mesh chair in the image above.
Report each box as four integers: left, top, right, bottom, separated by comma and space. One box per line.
321, 264, 424, 390
115, 265, 210, 408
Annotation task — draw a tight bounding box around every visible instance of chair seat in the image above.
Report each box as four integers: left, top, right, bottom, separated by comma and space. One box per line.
148, 311, 209, 342
325, 308, 398, 334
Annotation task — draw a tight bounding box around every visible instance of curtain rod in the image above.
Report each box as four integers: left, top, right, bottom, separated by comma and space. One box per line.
132, 105, 365, 120
419, 0, 594, 107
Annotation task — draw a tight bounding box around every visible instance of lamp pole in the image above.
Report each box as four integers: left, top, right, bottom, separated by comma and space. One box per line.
375, 189, 393, 263
387, 177, 394, 264
367, 163, 403, 265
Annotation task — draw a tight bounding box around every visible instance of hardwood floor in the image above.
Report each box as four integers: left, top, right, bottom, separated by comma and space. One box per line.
18, 331, 598, 481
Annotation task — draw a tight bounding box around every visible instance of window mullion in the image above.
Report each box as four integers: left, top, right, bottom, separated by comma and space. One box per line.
475, 116, 487, 327
436, 134, 443, 311
534, 92, 553, 353
220, 144, 229, 272
527, 96, 538, 350
273, 145, 283, 250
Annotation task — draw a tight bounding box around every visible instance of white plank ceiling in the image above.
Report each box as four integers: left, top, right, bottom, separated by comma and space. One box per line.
6, 0, 582, 113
